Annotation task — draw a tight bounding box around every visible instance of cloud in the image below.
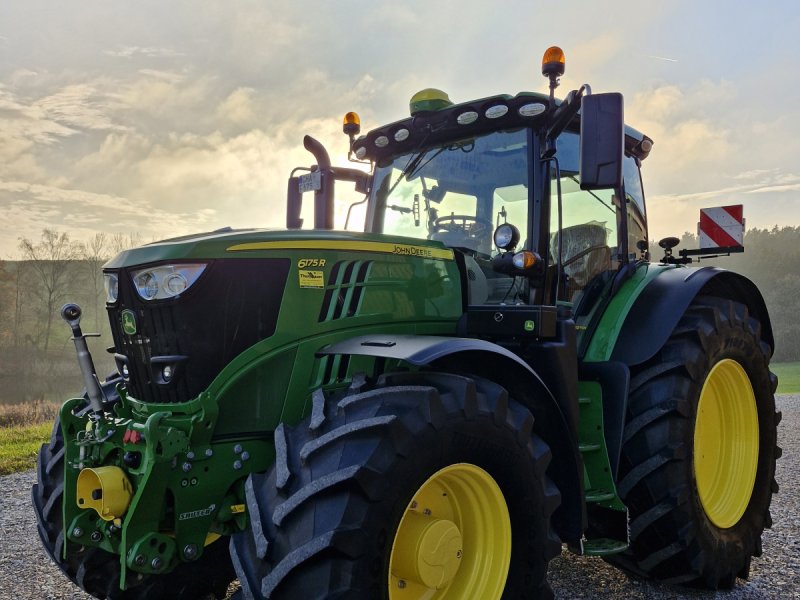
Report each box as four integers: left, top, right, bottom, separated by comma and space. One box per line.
217, 87, 257, 124
0, 179, 219, 258
104, 46, 184, 59
34, 84, 126, 132
747, 183, 800, 194
2, 0, 799, 259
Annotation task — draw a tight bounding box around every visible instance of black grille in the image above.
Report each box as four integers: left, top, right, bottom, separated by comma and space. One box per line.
107, 258, 290, 403
318, 260, 372, 322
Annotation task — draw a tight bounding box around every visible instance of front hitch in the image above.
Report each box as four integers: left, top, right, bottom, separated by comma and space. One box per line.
61, 303, 106, 415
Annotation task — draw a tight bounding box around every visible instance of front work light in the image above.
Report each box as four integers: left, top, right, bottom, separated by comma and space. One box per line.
493, 223, 520, 251
131, 264, 206, 301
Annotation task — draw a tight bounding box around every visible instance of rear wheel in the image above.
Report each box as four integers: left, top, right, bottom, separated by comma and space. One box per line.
32, 398, 235, 599
610, 296, 780, 588
231, 371, 562, 599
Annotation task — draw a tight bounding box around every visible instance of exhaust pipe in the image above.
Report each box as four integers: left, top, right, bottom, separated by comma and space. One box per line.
61, 304, 106, 414
303, 135, 335, 230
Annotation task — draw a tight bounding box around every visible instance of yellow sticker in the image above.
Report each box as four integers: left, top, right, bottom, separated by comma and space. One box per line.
299, 270, 325, 288
230, 504, 246, 514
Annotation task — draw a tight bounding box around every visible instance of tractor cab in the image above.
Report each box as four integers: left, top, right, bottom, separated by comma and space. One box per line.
290, 46, 654, 349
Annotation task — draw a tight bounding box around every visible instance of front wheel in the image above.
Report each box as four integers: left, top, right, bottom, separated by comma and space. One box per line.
610, 296, 780, 588
231, 372, 562, 599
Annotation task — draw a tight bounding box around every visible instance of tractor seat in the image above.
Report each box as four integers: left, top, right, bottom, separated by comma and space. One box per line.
551, 222, 612, 304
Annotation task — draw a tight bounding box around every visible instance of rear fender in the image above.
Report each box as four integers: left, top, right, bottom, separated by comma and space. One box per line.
318, 334, 585, 545
609, 266, 774, 366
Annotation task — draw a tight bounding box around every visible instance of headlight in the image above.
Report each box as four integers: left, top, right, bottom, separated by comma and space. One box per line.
131, 264, 206, 301
493, 223, 520, 251
104, 273, 119, 303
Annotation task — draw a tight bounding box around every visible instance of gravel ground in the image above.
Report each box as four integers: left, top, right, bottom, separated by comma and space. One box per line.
2, 395, 797, 599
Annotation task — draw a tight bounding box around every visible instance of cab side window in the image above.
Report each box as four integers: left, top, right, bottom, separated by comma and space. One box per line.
623, 156, 647, 260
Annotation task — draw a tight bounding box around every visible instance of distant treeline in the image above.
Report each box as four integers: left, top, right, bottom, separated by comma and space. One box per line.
0, 231, 137, 405
1, 227, 797, 405
648, 226, 800, 363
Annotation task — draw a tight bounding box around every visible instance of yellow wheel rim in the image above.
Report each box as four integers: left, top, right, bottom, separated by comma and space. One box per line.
388, 463, 511, 599
694, 358, 759, 528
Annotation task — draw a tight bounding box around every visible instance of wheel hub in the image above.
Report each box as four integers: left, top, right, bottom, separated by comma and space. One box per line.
392, 512, 463, 588
388, 463, 511, 599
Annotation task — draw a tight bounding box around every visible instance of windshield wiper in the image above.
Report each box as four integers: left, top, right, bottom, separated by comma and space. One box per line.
568, 175, 615, 213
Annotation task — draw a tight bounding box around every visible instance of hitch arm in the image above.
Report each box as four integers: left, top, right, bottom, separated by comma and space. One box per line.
61, 303, 106, 414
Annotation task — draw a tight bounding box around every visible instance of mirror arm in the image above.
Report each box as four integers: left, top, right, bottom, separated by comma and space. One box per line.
546, 84, 590, 144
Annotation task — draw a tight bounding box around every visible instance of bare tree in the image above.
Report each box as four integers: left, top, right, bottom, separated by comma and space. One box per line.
79, 233, 111, 330
109, 232, 143, 255
0, 260, 14, 343
18, 230, 80, 352
11, 261, 25, 348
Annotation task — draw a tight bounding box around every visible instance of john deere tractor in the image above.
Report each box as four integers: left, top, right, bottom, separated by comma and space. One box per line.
34, 47, 780, 599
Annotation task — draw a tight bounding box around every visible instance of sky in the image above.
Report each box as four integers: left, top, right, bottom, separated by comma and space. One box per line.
1, 0, 799, 258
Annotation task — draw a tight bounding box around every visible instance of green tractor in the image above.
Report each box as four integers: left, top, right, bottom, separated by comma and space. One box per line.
34, 47, 780, 599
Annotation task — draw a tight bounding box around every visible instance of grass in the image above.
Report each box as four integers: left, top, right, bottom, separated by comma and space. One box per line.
0, 398, 60, 428
0, 399, 59, 476
0, 422, 52, 476
772, 361, 800, 395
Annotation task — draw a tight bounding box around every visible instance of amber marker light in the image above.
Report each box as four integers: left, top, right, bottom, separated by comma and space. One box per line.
512, 251, 538, 270
541, 46, 566, 77
343, 112, 361, 137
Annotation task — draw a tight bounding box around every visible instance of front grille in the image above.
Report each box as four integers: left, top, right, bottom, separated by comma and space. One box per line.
107, 258, 290, 403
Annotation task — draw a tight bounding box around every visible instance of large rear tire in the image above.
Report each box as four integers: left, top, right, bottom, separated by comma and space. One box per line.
230, 371, 561, 599
610, 296, 780, 588
32, 399, 235, 599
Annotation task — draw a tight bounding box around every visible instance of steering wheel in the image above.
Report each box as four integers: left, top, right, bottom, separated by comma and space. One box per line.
432, 214, 492, 238
561, 244, 610, 269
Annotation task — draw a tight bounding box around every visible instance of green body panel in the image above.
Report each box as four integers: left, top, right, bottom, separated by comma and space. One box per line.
62, 230, 464, 585
582, 262, 676, 363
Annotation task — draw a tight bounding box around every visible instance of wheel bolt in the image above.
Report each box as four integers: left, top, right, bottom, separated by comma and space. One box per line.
241, 451, 250, 461
398, 580, 407, 589
182, 462, 192, 472
186, 451, 195, 460
134, 554, 146, 567
151, 557, 163, 571
423, 508, 432, 516
205, 448, 214, 457
233, 460, 242, 470
233, 444, 243, 454
90, 531, 102, 542
72, 527, 83, 538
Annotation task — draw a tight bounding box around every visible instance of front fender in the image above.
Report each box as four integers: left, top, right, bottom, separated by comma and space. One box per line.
599, 264, 774, 367
318, 334, 585, 545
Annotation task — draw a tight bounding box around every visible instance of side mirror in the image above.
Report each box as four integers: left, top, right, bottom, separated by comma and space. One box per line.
579, 93, 624, 190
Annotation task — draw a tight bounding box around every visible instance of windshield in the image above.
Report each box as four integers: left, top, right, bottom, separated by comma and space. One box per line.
369, 129, 530, 256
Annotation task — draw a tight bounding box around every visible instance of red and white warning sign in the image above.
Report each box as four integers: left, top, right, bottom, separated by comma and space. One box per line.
698, 205, 745, 249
